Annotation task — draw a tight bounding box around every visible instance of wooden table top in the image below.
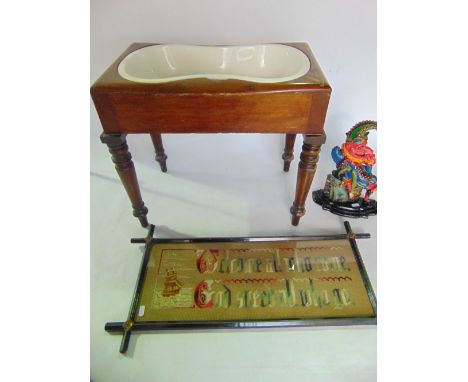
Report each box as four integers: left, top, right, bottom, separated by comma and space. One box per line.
91, 42, 330, 95
91, 42, 331, 135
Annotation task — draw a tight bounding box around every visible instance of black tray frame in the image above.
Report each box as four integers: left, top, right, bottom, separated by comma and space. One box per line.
104, 221, 377, 353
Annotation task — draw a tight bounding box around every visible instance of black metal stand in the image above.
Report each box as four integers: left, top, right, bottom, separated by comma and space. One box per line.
105, 222, 376, 354
312, 189, 377, 218
115, 224, 155, 354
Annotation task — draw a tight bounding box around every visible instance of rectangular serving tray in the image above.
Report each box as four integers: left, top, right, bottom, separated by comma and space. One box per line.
105, 221, 376, 353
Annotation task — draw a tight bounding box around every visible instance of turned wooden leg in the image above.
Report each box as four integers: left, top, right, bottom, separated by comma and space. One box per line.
100, 133, 149, 228
282, 134, 296, 172
150, 133, 168, 173
290, 134, 326, 226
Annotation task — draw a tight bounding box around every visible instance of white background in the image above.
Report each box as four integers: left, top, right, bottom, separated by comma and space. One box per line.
91, 1, 376, 381
3, 1, 468, 382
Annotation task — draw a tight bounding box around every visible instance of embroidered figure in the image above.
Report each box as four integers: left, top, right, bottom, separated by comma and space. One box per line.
162, 268, 183, 297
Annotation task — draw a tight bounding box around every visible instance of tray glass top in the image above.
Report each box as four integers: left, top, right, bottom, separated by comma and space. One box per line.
136, 238, 375, 322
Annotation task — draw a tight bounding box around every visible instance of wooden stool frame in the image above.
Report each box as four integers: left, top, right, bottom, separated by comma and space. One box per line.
92, 42, 332, 227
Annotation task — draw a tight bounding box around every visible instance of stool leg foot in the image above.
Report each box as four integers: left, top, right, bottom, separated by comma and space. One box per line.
101, 133, 149, 228
150, 133, 168, 173
282, 134, 296, 172
290, 134, 326, 226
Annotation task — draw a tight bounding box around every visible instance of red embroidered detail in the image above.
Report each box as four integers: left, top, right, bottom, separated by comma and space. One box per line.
196, 250, 219, 274
317, 276, 352, 282
194, 281, 213, 308
224, 278, 279, 284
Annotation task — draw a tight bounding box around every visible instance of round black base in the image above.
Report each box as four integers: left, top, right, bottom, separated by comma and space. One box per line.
312, 189, 377, 218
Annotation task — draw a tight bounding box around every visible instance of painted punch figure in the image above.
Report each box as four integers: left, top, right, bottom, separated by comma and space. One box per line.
313, 121, 377, 218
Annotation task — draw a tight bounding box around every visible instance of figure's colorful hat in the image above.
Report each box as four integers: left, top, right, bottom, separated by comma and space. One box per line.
346, 120, 377, 144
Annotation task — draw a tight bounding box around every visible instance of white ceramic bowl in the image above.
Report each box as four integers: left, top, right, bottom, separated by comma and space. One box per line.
118, 44, 311, 84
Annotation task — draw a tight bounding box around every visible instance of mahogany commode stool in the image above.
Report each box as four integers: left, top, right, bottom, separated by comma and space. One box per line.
91, 43, 331, 227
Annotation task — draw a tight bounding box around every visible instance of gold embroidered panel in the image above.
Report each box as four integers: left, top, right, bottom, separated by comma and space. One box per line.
136, 239, 375, 322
